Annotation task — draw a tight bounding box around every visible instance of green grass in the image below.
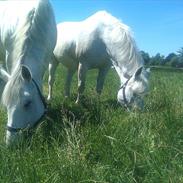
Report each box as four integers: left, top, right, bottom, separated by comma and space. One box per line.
0, 66, 183, 183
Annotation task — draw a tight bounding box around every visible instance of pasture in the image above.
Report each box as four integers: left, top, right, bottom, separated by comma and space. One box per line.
0, 66, 183, 182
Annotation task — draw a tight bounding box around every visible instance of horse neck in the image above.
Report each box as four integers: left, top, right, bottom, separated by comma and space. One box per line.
106, 38, 143, 85
101, 22, 143, 85
113, 64, 130, 85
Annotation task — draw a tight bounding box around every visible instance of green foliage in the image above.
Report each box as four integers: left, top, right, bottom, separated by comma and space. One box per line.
141, 47, 183, 68
177, 47, 183, 58
140, 51, 150, 65
0, 67, 183, 182
150, 53, 165, 66
167, 56, 179, 67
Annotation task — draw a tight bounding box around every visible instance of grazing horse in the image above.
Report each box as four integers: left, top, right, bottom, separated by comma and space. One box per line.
0, 0, 57, 146
48, 11, 150, 109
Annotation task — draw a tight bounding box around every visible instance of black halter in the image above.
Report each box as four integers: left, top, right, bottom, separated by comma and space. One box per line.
7, 78, 47, 133
119, 77, 131, 110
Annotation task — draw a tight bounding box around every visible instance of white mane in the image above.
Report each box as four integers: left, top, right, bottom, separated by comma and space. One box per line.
2, 0, 54, 106
94, 11, 143, 80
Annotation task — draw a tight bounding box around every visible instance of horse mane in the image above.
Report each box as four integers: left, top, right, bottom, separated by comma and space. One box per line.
10, 0, 52, 69
94, 11, 144, 79
73, 10, 143, 80
2, 0, 53, 106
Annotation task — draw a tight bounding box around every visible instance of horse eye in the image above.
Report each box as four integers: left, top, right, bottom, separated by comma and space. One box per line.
24, 100, 32, 108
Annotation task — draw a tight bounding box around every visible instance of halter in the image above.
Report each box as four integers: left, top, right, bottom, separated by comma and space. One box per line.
119, 77, 131, 110
6, 78, 47, 133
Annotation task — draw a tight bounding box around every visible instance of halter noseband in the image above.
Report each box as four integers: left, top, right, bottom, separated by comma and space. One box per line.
7, 78, 47, 133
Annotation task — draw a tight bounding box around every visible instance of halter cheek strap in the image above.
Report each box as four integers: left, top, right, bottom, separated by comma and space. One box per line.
119, 77, 131, 109
32, 78, 47, 110
7, 78, 47, 133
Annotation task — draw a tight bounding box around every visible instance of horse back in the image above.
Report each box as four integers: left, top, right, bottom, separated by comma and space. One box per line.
54, 21, 111, 69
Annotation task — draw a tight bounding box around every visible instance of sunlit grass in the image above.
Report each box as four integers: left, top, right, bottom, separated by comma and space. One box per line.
0, 66, 183, 182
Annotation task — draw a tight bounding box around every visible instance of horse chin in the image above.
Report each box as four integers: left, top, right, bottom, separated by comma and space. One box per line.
133, 97, 144, 111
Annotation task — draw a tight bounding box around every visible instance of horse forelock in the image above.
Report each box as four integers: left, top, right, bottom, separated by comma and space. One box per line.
2, 66, 23, 107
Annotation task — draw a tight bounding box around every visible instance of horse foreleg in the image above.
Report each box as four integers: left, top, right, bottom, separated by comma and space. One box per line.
75, 63, 87, 104
96, 66, 110, 94
47, 56, 59, 101
64, 69, 75, 98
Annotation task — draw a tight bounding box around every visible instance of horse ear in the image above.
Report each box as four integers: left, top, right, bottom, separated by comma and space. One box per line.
21, 65, 32, 82
0, 65, 10, 82
134, 66, 143, 79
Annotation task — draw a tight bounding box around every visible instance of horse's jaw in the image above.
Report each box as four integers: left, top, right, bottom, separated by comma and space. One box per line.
5, 94, 45, 146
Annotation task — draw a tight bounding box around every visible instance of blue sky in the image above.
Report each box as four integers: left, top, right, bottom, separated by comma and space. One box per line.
51, 0, 183, 57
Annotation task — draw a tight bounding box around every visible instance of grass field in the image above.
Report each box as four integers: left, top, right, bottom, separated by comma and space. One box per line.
0, 66, 183, 183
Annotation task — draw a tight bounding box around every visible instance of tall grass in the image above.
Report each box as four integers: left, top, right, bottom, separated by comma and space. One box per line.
0, 66, 183, 183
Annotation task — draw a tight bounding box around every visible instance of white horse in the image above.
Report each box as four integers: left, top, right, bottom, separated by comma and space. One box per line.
48, 11, 150, 109
0, 0, 56, 146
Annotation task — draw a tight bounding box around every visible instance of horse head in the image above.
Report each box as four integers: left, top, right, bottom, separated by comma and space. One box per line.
0, 65, 46, 146
117, 66, 150, 111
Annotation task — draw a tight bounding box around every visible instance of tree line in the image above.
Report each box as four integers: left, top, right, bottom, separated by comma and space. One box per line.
141, 47, 183, 68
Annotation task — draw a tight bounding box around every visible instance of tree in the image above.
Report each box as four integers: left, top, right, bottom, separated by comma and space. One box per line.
177, 47, 183, 57
166, 55, 179, 67
176, 47, 183, 68
164, 53, 177, 65
140, 51, 150, 65
150, 53, 165, 66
